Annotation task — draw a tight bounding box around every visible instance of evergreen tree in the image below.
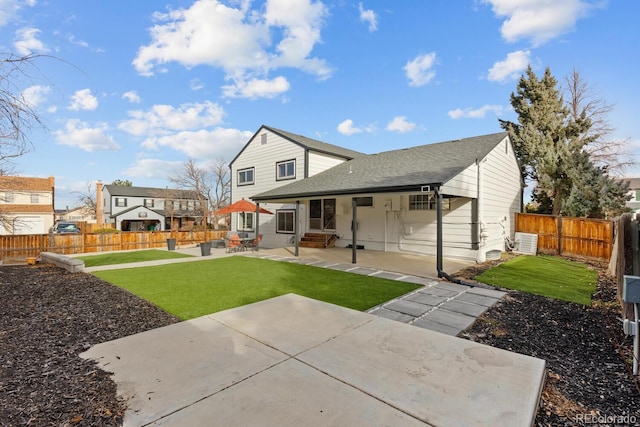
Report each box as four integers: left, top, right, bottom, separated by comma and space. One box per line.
501, 65, 629, 218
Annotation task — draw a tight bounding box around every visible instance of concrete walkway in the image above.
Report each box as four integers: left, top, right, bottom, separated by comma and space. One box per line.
81, 293, 546, 427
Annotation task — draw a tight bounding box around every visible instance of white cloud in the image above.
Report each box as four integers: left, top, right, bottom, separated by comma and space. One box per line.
122, 90, 141, 103
133, 0, 331, 99
337, 119, 362, 136
22, 85, 50, 107
55, 119, 120, 152
403, 52, 437, 87
487, 50, 530, 83
386, 116, 416, 133
358, 3, 378, 32
140, 128, 252, 159
448, 104, 504, 119
119, 101, 225, 137
222, 76, 290, 99
190, 78, 204, 91
68, 89, 98, 111
0, 0, 35, 27
66, 34, 89, 48
14, 27, 48, 55
482, 0, 597, 47
122, 159, 183, 179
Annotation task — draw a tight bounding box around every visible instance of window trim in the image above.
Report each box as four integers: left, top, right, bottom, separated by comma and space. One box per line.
408, 194, 450, 211
276, 159, 296, 181
115, 197, 127, 208
276, 209, 296, 234
238, 167, 255, 186
30, 193, 39, 204
237, 212, 255, 231
144, 198, 155, 208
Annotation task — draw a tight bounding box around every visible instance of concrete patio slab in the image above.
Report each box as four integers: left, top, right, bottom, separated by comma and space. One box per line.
467, 286, 508, 299
82, 294, 545, 427
151, 358, 426, 427
417, 285, 459, 298
298, 316, 546, 426
80, 315, 286, 427
210, 294, 372, 356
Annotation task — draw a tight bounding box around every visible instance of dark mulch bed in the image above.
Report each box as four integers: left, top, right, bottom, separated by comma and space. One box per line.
0, 264, 179, 426
458, 256, 640, 426
1, 259, 639, 426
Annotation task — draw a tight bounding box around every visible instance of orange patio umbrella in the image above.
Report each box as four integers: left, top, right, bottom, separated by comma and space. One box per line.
214, 198, 273, 215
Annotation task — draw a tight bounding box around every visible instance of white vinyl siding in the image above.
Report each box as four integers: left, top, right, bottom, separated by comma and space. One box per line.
307, 151, 350, 177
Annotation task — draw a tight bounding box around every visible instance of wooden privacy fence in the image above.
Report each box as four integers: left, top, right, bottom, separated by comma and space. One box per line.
515, 213, 613, 260
0, 230, 228, 261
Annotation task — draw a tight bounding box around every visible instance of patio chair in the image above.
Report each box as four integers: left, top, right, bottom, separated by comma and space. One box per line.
226, 235, 242, 253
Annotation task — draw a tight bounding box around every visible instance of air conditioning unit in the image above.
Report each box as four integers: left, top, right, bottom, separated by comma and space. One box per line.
513, 232, 538, 255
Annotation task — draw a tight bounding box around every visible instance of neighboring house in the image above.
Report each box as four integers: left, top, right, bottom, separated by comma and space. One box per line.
0, 176, 55, 235
100, 183, 206, 231
232, 127, 522, 264
56, 206, 96, 223
230, 125, 364, 247
619, 178, 640, 214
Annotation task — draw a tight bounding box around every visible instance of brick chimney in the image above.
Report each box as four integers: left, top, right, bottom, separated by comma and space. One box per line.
95, 180, 103, 225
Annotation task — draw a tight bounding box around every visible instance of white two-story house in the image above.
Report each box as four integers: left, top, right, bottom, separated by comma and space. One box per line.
231, 126, 523, 264
0, 176, 55, 235
229, 125, 364, 247
100, 183, 206, 232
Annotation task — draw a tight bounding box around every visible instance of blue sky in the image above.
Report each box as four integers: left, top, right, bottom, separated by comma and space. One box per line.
1, 0, 638, 209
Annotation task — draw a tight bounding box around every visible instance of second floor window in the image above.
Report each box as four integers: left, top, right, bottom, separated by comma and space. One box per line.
238, 168, 254, 186
144, 199, 154, 208
115, 197, 127, 207
4, 192, 15, 203
276, 160, 295, 180
30, 194, 39, 204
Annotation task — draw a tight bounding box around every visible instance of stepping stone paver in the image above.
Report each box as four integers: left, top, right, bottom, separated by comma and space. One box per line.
421, 309, 476, 331
405, 292, 448, 307
372, 271, 405, 280
456, 292, 501, 307
369, 308, 415, 323
467, 287, 507, 298
440, 300, 489, 317
384, 300, 432, 317
411, 318, 462, 336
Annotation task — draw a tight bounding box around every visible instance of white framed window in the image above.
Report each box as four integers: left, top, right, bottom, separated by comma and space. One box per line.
115, 197, 127, 207
276, 210, 295, 234
260, 133, 268, 145
144, 199, 154, 208
354, 197, 373, 207
409, 194, 449, 211
276, 160, 296, 180
238, 168, 255, 186
237, 212, 254, 231
3, 192, 15, 203
30, 193, 39, 204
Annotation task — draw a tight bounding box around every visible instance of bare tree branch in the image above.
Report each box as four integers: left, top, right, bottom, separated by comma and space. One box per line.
565, 68, 636, 174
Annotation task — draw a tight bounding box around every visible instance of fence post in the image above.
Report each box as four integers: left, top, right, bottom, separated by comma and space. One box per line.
557, 216, 563, 256
632, 219, 639, 276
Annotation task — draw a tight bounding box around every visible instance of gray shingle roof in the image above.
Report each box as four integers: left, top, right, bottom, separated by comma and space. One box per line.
252, 132, 510, 201
231, 125, 364, 165
104, 185, 200, 199
264, 126, 364, 159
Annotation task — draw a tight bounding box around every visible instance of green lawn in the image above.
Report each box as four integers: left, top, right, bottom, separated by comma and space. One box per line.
475, 254, 597, 305
77, 249, 193, 267
93, 256, 420, 319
